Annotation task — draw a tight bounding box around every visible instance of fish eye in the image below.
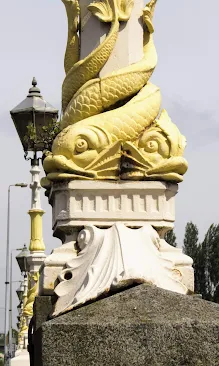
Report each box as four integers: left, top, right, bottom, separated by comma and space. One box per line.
75, 138, 88, 153
144, 140, 158, 153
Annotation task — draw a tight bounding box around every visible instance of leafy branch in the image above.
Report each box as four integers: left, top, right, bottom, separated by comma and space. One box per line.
23, 120, 61, 151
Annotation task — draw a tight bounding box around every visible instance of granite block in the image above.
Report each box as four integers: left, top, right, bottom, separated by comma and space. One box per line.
34, 284, 219, 366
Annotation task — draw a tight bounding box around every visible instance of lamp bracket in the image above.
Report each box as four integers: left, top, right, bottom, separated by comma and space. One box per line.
24, 151, 43, 166
24, 151, 32, 161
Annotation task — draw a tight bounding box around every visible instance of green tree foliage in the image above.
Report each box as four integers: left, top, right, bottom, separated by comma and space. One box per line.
183, 222, 200, 292
200, 224, 219, 300
183, 222, 219, 303
24, 120, 60, 151
183, 222, 199, 261
164, 230, 177, 247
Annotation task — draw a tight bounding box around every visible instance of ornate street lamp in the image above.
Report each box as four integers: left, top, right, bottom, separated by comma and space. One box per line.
10, 77, 58, 254
10, 77, 59, 158
10, 78, 57, 354
16, 245, 29, 274
16, 282, 24, 302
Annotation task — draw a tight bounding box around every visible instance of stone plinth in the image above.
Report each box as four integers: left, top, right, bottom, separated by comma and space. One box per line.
39, 181, 182, 297
33, 284, 219, 366
50, 180, 177, 234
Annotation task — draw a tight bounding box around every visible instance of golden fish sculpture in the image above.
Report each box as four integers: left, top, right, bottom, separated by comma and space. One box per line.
43, 0, 188, 184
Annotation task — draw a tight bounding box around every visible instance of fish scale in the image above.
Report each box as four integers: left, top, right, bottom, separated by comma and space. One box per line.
62, 3, 120, 112
43, 0, 188, 186
61, 66, 157, 130
78, 83, 161, 142
60, 0, 157, 132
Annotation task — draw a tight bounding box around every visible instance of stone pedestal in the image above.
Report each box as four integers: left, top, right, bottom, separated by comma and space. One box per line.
39, 180, 193, 316
33, 284, 219, 366
50, 180, 177, 231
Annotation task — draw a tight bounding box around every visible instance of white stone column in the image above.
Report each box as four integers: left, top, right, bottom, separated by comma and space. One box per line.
11, 161, 46, 366
24, 160, 46, 316
20, 160, 46, 359
80, 0, 144, 76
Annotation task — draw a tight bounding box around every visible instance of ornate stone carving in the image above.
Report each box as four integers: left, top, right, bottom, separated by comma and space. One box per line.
50, 180, 177, 230
121, 110, 188, 182
42, 0, 188, 185
52, 223, 193, 316
38, 0, 193, 317
39, 181, 194, 300
23, 272, 39, 318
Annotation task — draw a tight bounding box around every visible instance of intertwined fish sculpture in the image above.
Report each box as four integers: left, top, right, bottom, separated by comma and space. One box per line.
43, 0, 188, 183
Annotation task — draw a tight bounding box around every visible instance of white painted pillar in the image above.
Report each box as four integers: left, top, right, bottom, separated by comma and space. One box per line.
24, 160, 46, 323
80, 0, 144, 76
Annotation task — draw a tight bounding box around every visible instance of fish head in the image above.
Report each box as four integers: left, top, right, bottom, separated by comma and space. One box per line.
42, 123, 122, 183
121, 112, 188, 182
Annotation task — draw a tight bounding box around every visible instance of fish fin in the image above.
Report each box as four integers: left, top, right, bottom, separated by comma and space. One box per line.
117, 0, 134, 21
88, 0, 113, 22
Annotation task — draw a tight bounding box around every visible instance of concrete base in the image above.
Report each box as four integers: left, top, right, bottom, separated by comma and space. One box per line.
33, 284, 219, 366
11, 350, 29, 366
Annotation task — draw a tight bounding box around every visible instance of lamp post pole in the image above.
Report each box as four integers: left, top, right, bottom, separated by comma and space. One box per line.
4, 185, 12, 362
9, 249, 24, 359
4, 184, 27, 364
18, 275, 28, 351
16, 281, 26, 354
23, 156, 46, 335
9, 78, 58, 361
14, 245, 29, 354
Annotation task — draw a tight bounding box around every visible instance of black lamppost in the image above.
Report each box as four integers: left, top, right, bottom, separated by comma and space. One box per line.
15, 244, 29, 274
9, 78, 58, 359
16, 282, 24, 302
10, 77, 58, 160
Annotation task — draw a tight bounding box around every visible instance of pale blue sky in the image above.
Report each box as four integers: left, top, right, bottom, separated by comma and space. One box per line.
0, 0, 219, 330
